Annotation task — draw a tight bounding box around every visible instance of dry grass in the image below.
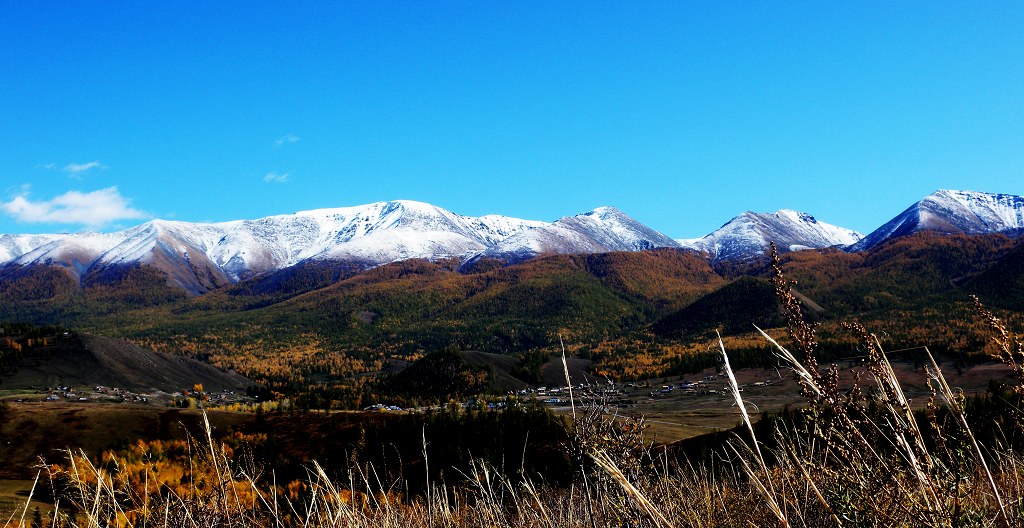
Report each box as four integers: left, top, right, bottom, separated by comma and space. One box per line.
11, 345, 1024, 527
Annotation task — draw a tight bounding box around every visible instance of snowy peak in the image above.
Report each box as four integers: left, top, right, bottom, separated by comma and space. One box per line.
559, 206, 680, 251
680, 209, 863, 261
290, 200, 544, 246
288, 200, 545, 264
475, 207, 681, 263
849, 190, 1024, 251
927, 190, 1024, 230
295, 200, 466, 243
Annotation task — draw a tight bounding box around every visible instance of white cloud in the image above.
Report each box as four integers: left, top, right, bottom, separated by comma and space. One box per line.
63, 160, 107, 177
263, 171, 290, 183
65, 161, 104, 173
1, 186, 147, 229
274, 134, 300, 147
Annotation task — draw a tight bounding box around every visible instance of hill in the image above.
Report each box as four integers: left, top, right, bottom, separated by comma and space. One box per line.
0, 333, 251, 394
779, 232, 1016, 314
651, 276, 784, 338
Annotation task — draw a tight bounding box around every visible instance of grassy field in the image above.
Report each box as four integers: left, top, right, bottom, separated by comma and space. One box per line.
4, 351, 1022, 527
0, 403, 254, 480
1, 356, 1016, 518
0, 479, 53, 525
603, 360, 1018, 443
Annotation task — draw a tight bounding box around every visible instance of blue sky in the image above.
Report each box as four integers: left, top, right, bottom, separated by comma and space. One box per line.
1, 2, 1022, 238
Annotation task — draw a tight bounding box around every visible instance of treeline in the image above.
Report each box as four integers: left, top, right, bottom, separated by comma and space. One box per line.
42, 401, 573, 518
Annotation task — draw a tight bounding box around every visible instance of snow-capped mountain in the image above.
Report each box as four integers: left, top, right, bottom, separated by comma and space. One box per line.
290, 201, 546, 264
473, 206, 682, 263
0, 200, 588, 292
849, 190, 1024, 252
4, 191, 1021, 294
679, 209, 863, 261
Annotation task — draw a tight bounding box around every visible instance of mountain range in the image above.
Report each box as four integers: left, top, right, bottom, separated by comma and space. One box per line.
1, 189, 1023, 294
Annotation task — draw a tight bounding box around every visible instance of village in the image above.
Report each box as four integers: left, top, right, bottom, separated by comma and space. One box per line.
7, 384, 253, 407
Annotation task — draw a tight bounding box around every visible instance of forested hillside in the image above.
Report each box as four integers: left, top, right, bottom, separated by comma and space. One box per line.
2, 235, 1023, 407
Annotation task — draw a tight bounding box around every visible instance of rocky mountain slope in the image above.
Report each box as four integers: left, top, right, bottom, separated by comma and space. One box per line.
471, 206, 682, 264
678, 209, 862, 261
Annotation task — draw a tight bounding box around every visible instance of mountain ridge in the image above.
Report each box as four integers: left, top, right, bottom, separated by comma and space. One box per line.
678, 209, 863, 261
2, 190, 1023, 294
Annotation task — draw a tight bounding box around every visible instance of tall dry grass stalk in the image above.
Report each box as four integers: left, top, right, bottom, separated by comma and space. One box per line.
718, 331, 789, 528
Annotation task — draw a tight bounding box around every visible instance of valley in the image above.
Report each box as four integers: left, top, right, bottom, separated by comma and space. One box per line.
1, 189, 1023, 525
